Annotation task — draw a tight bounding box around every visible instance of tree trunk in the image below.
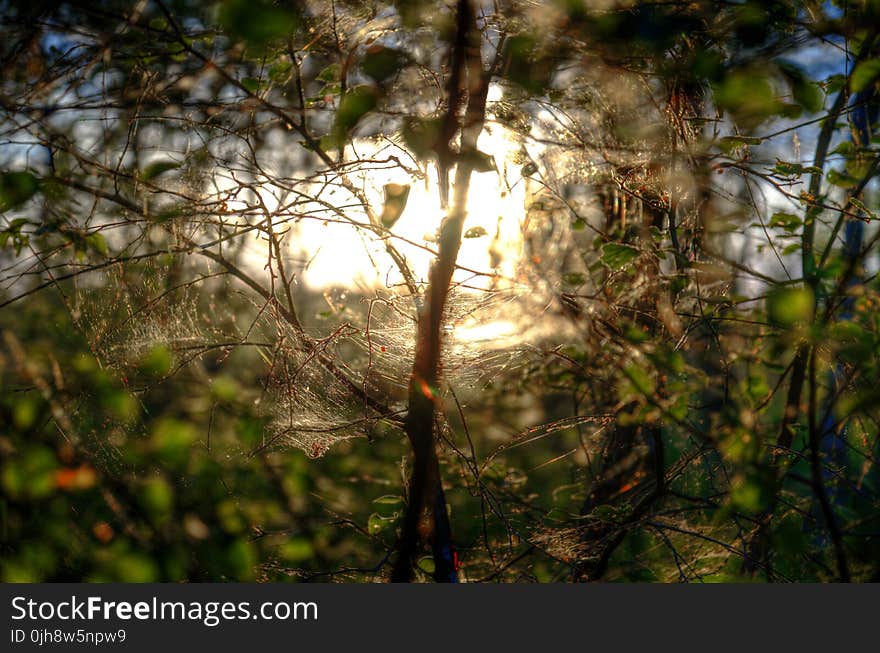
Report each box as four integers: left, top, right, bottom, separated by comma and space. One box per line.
391, 0, 488, 582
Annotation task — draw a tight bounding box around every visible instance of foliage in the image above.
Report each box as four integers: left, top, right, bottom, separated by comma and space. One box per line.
1, 0, 880, 582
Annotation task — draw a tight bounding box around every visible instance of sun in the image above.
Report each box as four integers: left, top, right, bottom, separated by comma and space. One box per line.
293, 123, 528, 294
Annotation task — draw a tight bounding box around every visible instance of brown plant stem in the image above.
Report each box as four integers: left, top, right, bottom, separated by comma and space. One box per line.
391, 0, 487, 582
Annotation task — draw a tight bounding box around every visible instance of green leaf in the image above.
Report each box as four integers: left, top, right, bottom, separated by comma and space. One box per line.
562, 272, 585, 287
112, 553, 159, 583
768, 212, 802, 233
211, 376, 240, 402
713, 70, 781, 128
770, 160, 804, 177
154, 203, 186, 223
0, 171, 40, 212
139, 345, 173, 377
106, 389, 137, 421
361, 46, 406, 83
380, 183, 410, 228
373, 495, 404, 505
766, 286, 814, 327
139, 476, 174, 522
151, 418, 197, 465
851, 58, 880, 93
225, 539, 257, 580
623, 362, 656, 396
850, 197, 876, 221
268, 60, 293, 83
824, 74, 846, 94
827, 168, 857, 189
241, 77, 261, 94
778, 102, 803, 119
141, 160, 180, 181
846, 152, 874, 179
730, 476, 763, 513
719, 136, 763, 155
317, 63, 341, 83
1, 447, 57, 500
279, 538, 314, 563
649, 348, 685, 375
600, 242, 639, 270
624, 324, 651, 343
218, 0, 302, 47
367, 512, 392, 535
85, 232, 108, 256
237, 416, 267, 447
777, 60, 822, 113
329, 86, 378, 147
831, 141, 855, 157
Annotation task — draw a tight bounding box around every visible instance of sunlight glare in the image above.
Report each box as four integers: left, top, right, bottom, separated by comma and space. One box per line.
295, 124, 527, 293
